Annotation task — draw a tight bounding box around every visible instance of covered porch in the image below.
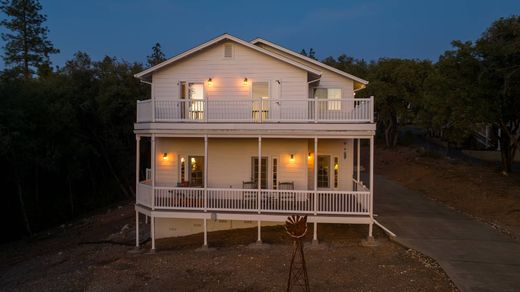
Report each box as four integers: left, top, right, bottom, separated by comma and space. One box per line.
135, 135, 374, 250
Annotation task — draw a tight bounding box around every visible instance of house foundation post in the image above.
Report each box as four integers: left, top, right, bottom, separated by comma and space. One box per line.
258, 136, 262, 214
357, 138, 361, 185
135, 211, 139, 248
151, 135, 156, 211
151, 216, 156, 251
204, 135, 208, 212
203, 218, 208, 248
135, 136, 140, 249
369, 136, 374, 239
257, 220, 262, 244
313, 137, 319, 245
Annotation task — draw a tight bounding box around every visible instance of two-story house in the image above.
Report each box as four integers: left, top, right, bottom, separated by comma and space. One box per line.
134, 34, 375, 250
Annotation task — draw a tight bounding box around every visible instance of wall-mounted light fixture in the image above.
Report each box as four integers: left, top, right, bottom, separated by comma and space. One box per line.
208, 78, 213, 87
307, 152, 311, 160
290, 154, 294, 161
162, 153, 168, 161
243, 78, 248, 86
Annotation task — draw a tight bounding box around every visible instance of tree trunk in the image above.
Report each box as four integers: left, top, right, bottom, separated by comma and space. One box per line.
498, 122, 520, 175
15, 175, 32, 237
384, 115, 399, 148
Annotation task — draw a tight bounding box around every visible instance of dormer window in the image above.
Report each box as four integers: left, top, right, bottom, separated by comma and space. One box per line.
224, 44, 233, 58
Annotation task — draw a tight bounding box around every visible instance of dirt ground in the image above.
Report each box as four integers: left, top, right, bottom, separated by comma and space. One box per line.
375, 145, 520, 239
0, 203, 457, 291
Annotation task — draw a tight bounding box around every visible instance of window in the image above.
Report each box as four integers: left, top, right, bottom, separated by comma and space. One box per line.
317, 155, 330, 188
313, 88, 342, 110
251, 157, 268, 189
188, 156, 204, 187
224, 44, 233, 58
252, 82, 270, 120
334, 157, 339, 188
272, 157, 278, 190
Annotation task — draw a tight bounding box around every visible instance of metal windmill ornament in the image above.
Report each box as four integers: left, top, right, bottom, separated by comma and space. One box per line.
285, 215, 310, 292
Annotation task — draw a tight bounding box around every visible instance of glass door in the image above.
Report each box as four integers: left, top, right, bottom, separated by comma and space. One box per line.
188, 156, 204, 187
188, 83, 204, 120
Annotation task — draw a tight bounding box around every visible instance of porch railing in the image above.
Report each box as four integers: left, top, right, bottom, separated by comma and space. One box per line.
137, 183, 370, 216
136, 97, 374, 123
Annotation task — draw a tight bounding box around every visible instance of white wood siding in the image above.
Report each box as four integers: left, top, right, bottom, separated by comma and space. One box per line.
155, 137, 353, 191
152, 41, 308, 100
256, 44, 355, 98
155, 138, 308, 190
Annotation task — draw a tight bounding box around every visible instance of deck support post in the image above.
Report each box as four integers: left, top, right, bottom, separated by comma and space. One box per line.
151, 216, 156, 251
135, 211, 139, 248
203, 218, 208, 248
258, 136, 262, 214
368, 136, 374, 239
204, 135, 208, 212
151, 135, 156, 210
136, 135, 140, 199
257, 220, 262, 244
313, 137, 319, 244
357, 138, 360, 185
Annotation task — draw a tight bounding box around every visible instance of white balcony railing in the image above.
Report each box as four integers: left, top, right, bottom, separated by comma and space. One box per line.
137, 182, 370, 216
136, 97, 374, 123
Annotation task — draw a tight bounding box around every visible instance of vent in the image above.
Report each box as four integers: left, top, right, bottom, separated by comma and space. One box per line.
224, 44, 233, 58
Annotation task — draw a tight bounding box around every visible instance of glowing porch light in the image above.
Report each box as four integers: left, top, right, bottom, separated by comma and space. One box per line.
208, 78, 213, 87
162, 153, 168, 161
243, 78, 248, 86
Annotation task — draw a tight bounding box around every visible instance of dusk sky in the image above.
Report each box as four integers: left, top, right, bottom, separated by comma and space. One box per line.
2, 0, 520, 67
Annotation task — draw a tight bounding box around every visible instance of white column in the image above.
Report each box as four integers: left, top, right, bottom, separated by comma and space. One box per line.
313, 137, 318, 243
204, 135, 208, 212
151, 135, 156, 210
136, 135, 140, 196
203, 218, 208, 247
257, 220, 262, 244
257, 136, 262, 213
135, 211, 139, 248
314, 137, 318, 215
357, 138, 361, 184
151, 216, 155, 250
369, 136, 375, 238
135, 136, 140, 248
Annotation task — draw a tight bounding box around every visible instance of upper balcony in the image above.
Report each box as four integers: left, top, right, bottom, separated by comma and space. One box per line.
136, 97, 374, 124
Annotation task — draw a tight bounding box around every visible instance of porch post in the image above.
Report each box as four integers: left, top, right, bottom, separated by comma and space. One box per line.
357, 138, 360, 184
151, 216, 155, 251
258, 136, 262, 214
151, 135, 156, 210
203, 218, 208, 248
257, 220, 262, 244
369, 136, 374, 239
135, 136, 140, 249
204, 135, 208, 212
136, 135, 140, 197
135, 210, 139, 248
313, 137, 318, 244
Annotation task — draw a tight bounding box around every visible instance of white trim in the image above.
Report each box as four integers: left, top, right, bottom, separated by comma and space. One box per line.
135, 34, 321, 80
251, 38, 368, 86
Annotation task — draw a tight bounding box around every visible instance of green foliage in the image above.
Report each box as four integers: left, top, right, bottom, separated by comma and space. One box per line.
0, 0, 59, 79
0, 52, 147, 239
299, 48, 317, 60
364, 59, 433, 147
147, 42, 166, 67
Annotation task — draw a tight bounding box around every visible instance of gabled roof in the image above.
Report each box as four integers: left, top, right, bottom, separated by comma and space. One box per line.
135, 34, 321, 81
251, 38, 369, 86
